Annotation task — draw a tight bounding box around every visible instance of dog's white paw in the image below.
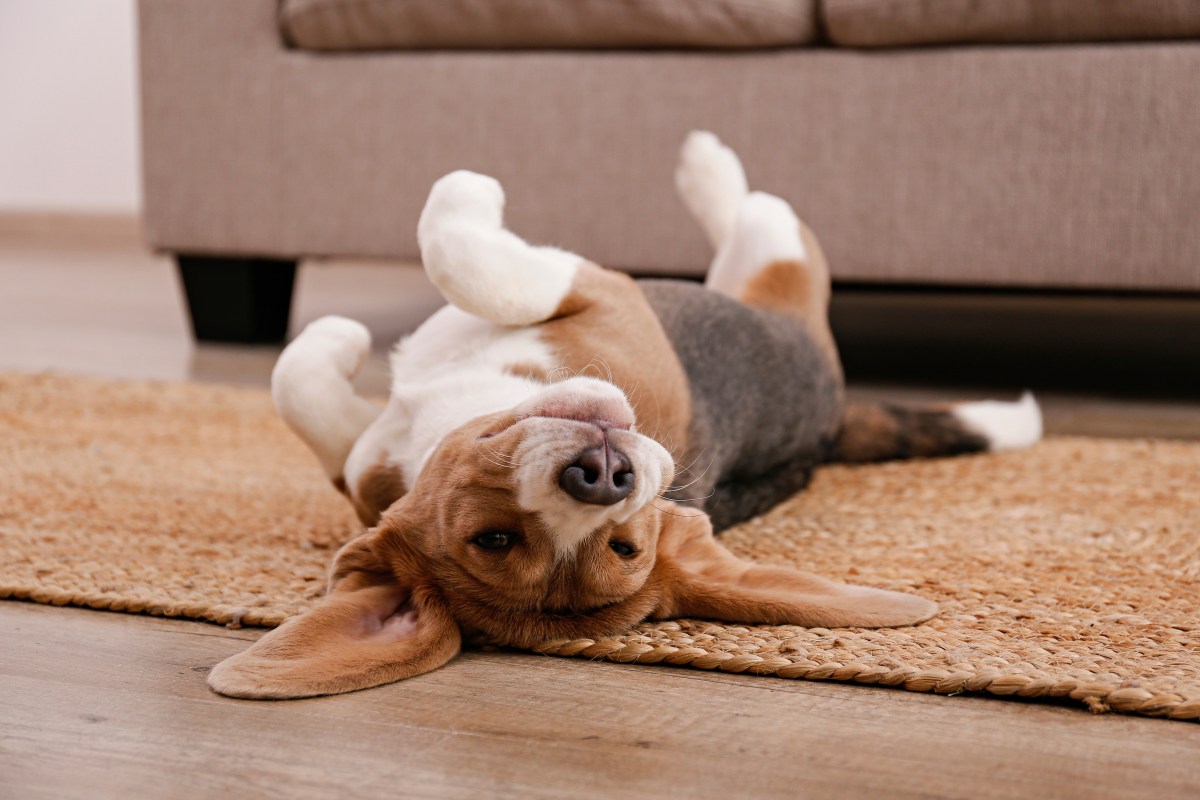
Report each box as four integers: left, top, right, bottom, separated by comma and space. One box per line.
282, 316, 372, 376
418, 170, 505, 238
417, 170, 581, 327
705, 192, 808, 296
675, 130, 749, 250
272, 315, 381, 481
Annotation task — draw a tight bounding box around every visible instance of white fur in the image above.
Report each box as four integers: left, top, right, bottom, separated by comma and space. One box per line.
675, 130, 749, 251
511, 379, 675, 557
705, 191, 808, 297
954, 392, 1043, 452
417, 170, 580, 327
271, 316, 382, 480
327, 171, 643, 520
675, 131, 809, 297
344, 305, 556, 492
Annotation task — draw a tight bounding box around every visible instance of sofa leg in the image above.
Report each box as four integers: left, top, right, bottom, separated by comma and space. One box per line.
176, 255, 297, 343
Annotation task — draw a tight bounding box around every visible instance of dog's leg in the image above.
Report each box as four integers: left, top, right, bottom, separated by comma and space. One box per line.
675, 131, 833, 350
272, 316, 382, 484
674, 132, 1041, 484
418, 171, 583, 327
674, 130, 749, 253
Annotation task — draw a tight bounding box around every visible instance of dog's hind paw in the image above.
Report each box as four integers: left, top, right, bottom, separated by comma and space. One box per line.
676, 130, 749, 251
271, 315, 381, 481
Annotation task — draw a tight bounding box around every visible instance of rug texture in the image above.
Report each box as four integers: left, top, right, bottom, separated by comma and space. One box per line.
2, 372, 1197, 720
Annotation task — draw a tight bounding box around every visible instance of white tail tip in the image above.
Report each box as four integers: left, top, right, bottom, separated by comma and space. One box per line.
954, 391, 1043, 452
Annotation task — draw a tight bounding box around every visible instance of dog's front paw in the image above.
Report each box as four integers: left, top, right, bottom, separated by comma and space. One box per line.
416, 170, 581, 327
286, 316, 372, 373
418, 170, 506, 239
675, 130, 749, 250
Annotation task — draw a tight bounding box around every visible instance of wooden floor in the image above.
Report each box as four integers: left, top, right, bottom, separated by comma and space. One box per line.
6, 601, 1199, 800
2, 230, 1198, 799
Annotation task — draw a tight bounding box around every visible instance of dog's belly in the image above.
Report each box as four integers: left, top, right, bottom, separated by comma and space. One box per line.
638, 280, 844, 528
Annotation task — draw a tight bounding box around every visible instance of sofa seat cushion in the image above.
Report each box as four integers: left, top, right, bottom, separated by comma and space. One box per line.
281, 0, 818, 50
825, 0, 1200, 48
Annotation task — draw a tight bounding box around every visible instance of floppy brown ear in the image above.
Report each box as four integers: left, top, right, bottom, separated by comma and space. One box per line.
207, 530, 461, 699
651, 506, 937, 628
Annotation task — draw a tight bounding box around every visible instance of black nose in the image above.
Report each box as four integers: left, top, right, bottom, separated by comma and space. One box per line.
559, 445, 634, 506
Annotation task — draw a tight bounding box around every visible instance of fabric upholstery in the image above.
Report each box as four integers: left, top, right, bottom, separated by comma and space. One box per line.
140, 0, 1200, 291
825, 0, 1200, 48
281, 0, 819, 50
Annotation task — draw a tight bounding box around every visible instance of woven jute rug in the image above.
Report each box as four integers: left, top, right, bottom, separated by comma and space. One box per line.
2, 372, 1197, 720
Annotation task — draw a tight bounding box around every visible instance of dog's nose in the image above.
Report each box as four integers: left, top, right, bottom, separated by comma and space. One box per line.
559, 445, 634, 505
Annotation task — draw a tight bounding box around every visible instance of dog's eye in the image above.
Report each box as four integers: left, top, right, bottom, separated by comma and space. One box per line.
472, 530, 517, 551
609, 540, 636, 558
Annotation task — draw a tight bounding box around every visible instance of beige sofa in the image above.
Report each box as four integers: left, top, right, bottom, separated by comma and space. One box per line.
139, 0, 1200, 341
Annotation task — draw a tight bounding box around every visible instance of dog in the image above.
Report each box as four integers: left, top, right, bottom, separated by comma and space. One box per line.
208, 132, 1041, 699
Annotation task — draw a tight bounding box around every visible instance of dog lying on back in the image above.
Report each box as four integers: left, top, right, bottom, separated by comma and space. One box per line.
209, 132, 1041, 699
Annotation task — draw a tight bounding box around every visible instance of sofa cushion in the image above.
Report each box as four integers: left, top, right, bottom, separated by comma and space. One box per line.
281, 0, 819, 51
825, 0, 1200, 48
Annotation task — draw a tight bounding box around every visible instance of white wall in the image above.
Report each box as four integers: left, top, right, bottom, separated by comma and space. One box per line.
0, 1, 140, 214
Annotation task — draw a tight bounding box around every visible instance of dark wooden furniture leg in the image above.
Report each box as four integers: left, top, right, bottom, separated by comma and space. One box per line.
176, 255, 297, 343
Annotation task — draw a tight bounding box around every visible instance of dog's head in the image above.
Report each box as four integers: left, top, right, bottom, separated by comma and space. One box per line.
209, 378, 936, 699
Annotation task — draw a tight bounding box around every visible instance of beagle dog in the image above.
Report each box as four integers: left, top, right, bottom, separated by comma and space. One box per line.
209, 132, 1041, 699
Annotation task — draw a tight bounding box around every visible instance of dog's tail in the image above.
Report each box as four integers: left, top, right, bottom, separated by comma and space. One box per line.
271, 316, 383, 484
829, 392, 1042, 463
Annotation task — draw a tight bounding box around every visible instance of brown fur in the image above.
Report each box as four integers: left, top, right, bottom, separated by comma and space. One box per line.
831, 403, 902, 463
832, 402, 988, 463
504, 361, 552, 382
542, 263, 693, 463
377, 409, 666, 647
651, 509, 933, 627
737, 254, 838, 366
207, 534, 461, 700
350, 460, 408, 527
737, 260, 822, 320
209, 404, 937, 699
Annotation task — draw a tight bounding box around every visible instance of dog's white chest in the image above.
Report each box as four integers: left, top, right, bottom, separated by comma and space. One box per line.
345, 306, 558, 489
391, 305, 555, 385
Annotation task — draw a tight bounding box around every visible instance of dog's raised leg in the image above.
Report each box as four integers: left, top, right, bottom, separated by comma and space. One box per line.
418, 171, 583, 327
272, 316, 382, 484
676, 130, 835, 356
676, 131, 1041, 465
674, 130, 749, 253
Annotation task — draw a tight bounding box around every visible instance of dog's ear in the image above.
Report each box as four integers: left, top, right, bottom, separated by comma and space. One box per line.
207, 529, 461, 699
651, 506, 937, 628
